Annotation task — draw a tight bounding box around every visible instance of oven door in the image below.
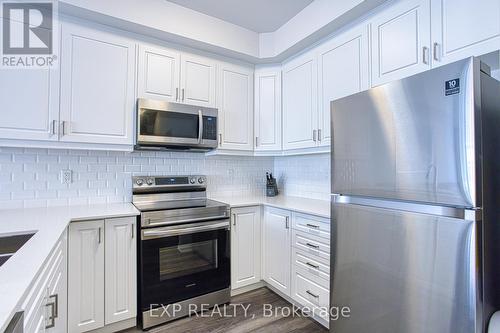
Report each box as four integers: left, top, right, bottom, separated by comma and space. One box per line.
137, 99, 218, 148
139, 219, 230, 310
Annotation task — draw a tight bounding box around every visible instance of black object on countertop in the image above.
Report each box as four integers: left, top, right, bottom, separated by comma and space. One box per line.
266, 172, 279, 197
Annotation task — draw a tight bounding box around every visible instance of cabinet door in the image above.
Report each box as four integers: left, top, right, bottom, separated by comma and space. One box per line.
231, 206, 261, 290
180, 53, 216, 107
371, 0, 431, 86
0, 20, 59, 141
431, 0, 500, 66
263, 208, 291, 296
137, 45, 181, 102
254, 68, 282, 151
68, 220, 105, 332
218, 63, 254, 151
317, 25, 370, 147
282, 52, 318, 150
105, 217, 137, 325
46, 230, 68, 333
60, 22, 136, 145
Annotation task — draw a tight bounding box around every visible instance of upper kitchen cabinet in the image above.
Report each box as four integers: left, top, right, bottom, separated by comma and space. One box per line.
60, 21, 136, 146
370, 0, 431, 86
217, 62, 254, 151
317, 25, 370, 147
431, 0, 500, 65
282, 51, 318, 150
137, 45, 181, 102
254, 67, 282, 152
180, 54, 217, 107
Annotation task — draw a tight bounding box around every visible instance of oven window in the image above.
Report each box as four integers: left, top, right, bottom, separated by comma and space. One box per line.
159, 238, 218, 280
140, 109, 198, 139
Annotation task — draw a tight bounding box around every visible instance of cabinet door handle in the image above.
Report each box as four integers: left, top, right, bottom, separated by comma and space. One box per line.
306, 262, 320, 269
233, 214, 236, 226
285, 216, 289, 229
255, 136, 259, 147
181, 88, 185, 101
131, 225, 134, 239
61, 121, 66, 136
219, 133, 222, 145
306, 290, 319, 298
422, 46, 429, 65
318, 129, 322, 142
175, 87, 179, 101
45, 293, 58, 329
50, 120, 57, 136
313, 129, 317, 142
433, 42, 440, 61
306, 242, 319, 249
98, 227, 102, 244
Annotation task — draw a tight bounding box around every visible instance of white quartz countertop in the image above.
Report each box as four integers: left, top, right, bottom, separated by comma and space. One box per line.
0, 203, 139, 332
210, 195, 330, 218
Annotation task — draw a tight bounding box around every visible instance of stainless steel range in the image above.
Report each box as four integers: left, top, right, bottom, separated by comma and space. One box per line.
132, 175, 230, 330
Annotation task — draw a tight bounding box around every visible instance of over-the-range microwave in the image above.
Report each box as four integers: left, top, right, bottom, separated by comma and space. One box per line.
135, 98, 218, 152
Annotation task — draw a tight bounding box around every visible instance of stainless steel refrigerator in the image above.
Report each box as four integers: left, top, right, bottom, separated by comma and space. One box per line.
330, 57, 500, 333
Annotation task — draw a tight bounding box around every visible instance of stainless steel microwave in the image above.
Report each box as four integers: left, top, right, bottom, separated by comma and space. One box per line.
135, 99, 218, 151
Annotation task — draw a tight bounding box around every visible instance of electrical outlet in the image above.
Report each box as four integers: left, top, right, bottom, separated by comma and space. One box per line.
61, 170, 73, 184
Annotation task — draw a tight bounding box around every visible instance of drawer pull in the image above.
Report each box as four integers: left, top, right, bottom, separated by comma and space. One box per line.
45, 293, 58, 329
306, 262, 319, 269
306, 242, 319, 249
306, 223, 320, 229
306, 290, 319, 298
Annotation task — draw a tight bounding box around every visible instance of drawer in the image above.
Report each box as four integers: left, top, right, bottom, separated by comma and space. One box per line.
293, 248, 330, 289
292, 271, 330, 320
292, 213, 330, 240
292, 230, 330, 263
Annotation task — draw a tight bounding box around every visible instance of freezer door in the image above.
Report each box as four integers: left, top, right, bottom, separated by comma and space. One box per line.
330, 202, 479, 333
331, 58, 479, 207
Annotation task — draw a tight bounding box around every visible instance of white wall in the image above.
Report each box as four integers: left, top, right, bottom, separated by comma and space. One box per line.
0, 148, 273, 209
273, 153, 330, 201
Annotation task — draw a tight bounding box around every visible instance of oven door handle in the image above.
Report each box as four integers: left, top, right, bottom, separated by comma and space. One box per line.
144, 215, 229, 227
142, 221, 229, 240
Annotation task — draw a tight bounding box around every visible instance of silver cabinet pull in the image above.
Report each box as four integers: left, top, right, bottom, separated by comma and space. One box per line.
306, 290, 319, 298
306, 223, 320, 229
433, 42, 440, 61
318, 129, 322, 142
50, 120, 57, 136
181, 88, 185, 101
306, 242, 319, 249
306, 262, 320, 269
285, 216, 290, 229
255, 136, 259, 147
219, 133, 222, 146
422, 46, 429, 65
98, 227, 102, 244
45, 293, 58, 329
61, 121, 66, 136
175, 87, 179, 101
131, 225, 134, 239
313, 129, 317, 142
233, 214, 236, 226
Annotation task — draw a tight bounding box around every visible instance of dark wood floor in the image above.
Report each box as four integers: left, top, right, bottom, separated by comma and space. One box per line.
123, 288, 328, 333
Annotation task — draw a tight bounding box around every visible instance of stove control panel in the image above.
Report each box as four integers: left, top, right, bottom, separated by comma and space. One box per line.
133, 175, 207, 191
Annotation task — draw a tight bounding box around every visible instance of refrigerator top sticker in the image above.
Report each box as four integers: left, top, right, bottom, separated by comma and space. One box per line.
445, 78, 460, 96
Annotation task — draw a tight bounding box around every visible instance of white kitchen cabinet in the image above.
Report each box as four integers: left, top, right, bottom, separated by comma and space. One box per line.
231, 206, 261, 290
282, 51, 318, 150
254, 67, 282, 151
217, 63, 254, 151
68, 220, 105, 333
105, 217, 137, 325
137, 45, 181, 102
317, 25, 370, 146
370, 0, 431, 86
431, 0, 500, 66
60, 21, 136, 145
180, 53, 217, 107
263, 207, 292, 296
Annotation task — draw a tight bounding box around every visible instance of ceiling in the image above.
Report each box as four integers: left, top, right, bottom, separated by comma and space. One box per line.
166, 0, 314, 33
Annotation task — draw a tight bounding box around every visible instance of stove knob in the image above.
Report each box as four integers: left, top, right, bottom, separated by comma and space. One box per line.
198, 177, 205, 184
189, 178, 196, 184
146, 178, 154, 186
135, 179, 144, 186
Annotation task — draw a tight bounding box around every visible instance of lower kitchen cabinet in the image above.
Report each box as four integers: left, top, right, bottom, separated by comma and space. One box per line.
262, 207, 292, 296
68, 217, 136, 333
230, 206, 261, 290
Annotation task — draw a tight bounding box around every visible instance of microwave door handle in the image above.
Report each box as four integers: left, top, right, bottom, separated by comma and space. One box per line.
198, 110, 203, 144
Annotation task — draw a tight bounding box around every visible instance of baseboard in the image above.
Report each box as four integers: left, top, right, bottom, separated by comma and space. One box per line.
86, 318, 136, 333
264, 283, 329, 329
230, 281, 266, 296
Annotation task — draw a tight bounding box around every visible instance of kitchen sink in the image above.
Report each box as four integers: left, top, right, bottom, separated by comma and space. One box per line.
0, 232, 35, 267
